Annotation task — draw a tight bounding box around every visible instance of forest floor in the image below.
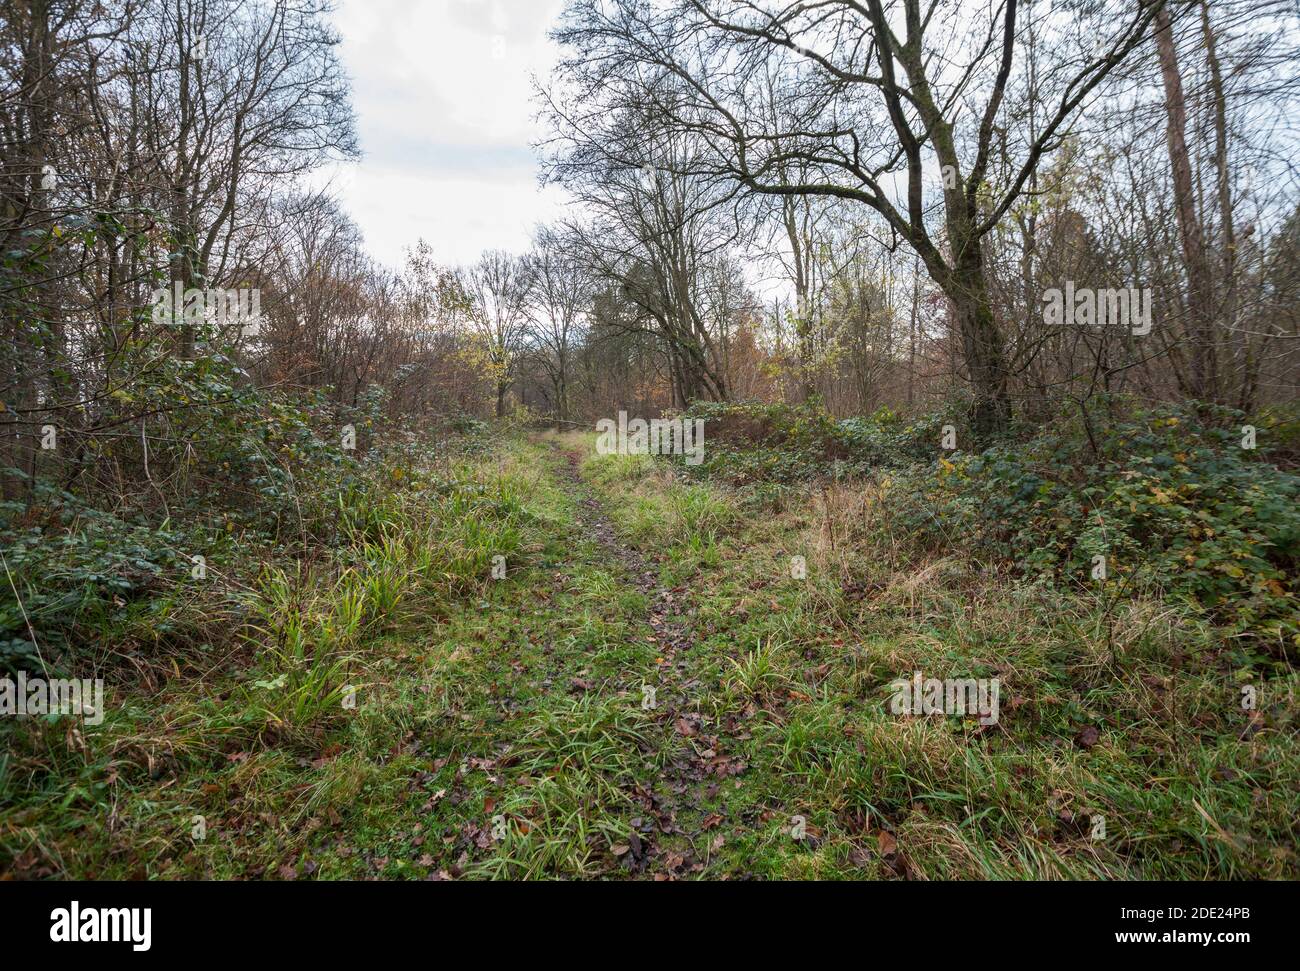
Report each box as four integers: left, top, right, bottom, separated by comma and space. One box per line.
3, 431, 1295, 879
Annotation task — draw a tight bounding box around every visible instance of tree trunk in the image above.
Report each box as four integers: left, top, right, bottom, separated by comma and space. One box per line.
946, 241, 1011, 438
782, 196, 816, 401
3, 0, 54, 501
1199, 0, 1250, 410
1155, 2, 1218, 404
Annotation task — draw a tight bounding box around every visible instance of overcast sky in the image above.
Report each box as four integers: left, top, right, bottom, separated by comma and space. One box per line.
323, 0, 571, 271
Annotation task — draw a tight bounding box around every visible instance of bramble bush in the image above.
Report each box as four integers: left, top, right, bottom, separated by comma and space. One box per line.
681, 400, 853, 484
682, 400, 964, 484
891, 404, 1298, 646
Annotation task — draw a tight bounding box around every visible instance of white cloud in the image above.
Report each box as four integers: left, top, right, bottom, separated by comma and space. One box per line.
321, 0, 572, 269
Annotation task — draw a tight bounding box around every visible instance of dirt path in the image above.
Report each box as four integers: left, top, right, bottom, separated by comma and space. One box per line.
552, 444, 750, 878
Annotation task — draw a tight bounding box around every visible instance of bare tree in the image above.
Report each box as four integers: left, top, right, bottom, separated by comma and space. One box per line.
464, 250, 533, 417
526, 227, 589, 426
546, 0, 1166, 435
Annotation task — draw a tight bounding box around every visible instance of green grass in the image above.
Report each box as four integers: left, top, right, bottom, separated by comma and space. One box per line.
2, 430, 1295, 880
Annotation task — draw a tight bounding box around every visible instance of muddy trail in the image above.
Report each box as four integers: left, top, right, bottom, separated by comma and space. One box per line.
554, 444, 754, 878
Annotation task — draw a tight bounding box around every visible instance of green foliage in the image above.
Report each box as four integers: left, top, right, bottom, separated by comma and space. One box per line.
890, 404, 1299, 645
687, 399, 843, 449
683, 400, 962, 484
837, 407, 958, 468
448, 413, 489, 438
683, 400, 844, 483
0, 482, 190, 672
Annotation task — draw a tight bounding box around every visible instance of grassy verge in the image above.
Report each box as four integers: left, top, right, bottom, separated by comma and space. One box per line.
2, 434, 613, 877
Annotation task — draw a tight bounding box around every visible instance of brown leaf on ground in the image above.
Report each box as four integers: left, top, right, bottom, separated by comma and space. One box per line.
877, 830, 898, 857
848, 844, 872, 868
709, 756, 746, 777
420, 789, 447, 812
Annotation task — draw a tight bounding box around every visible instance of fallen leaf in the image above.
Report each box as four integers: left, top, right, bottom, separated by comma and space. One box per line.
877, 830, 898, 857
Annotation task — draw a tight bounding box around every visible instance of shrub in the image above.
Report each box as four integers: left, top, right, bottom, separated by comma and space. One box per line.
890, 404, 1299, 646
